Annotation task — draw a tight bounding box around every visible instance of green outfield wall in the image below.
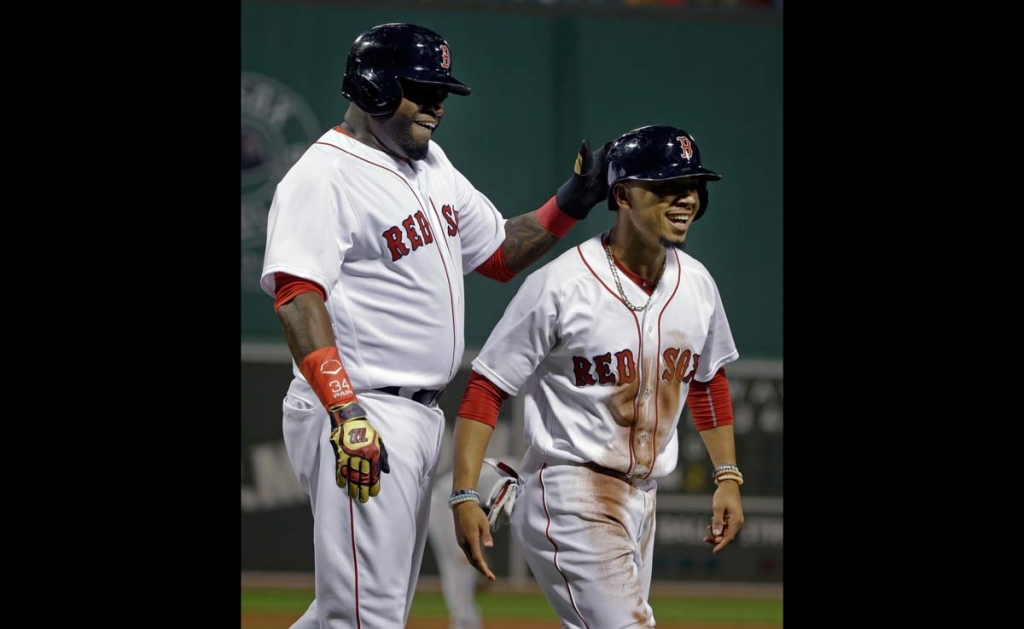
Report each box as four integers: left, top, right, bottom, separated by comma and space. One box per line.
241, 0, 782, 359
241, 0, 782, 586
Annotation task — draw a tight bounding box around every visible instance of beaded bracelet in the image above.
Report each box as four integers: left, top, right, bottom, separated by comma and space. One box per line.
448, 489, 480, 508
714, 473, 744, 486
713, 463, 743, 486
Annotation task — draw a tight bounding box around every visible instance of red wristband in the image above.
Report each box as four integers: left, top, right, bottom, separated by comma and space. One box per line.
536, 195, 577, 238
299, 346, 358, 411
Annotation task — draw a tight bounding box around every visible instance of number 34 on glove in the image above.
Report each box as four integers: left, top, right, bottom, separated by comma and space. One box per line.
328, 401, 391, 503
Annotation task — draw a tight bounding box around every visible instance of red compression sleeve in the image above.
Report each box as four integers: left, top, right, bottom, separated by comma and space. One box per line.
536, 195, 577, 238
474, 246, 516, 283
687, 368, 735, 431
273, 272, 327, 312
457, 371, 509, 428
299, 346, 358, 411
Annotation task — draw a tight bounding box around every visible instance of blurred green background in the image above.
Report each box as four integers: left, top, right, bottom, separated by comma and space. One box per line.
240, 0, 783, 612
241, 0, 782, 360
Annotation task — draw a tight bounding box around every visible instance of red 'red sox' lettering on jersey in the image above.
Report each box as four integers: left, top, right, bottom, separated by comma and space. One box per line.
382, 209, 437, 261
572, 348, 699, 387
441, 203, 459, 236
661, 348, 700, 383
382, 205, 460, 261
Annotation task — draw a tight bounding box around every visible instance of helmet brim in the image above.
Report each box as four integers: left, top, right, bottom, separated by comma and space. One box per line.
608, 167, 722, 187
401, 75, 472, 96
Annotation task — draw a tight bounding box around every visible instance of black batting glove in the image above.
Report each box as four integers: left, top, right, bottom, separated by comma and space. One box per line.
554, 139, 611, 220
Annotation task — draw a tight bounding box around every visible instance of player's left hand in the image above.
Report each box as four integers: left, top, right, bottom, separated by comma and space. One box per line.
554, 139, 611, 220
328, 401, 391, 503
703, 481, 744, 553
453, 501, 496, 581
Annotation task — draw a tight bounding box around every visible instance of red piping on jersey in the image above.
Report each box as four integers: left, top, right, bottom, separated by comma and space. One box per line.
643, 248, 683, 480
428, 198, 459, 382
349, 496, 362, 628
577, 242, 639, 475
577, 241, 627, 306
540, 464, 591, 629
332, 125, 413, 166
314, 137, 459, 384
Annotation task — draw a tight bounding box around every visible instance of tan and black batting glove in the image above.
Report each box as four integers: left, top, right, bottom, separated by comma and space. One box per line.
328, 401, 391, 503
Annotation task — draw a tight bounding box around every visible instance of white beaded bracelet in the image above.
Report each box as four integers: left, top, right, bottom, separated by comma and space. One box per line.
448, 489, 480, 508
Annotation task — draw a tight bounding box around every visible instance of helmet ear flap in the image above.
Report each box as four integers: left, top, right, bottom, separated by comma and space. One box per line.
342, 73, 402, 116
694, 182, 709, 222
606, 181, 618, 211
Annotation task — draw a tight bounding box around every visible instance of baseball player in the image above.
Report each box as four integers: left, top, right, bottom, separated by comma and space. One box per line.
259, 23, 610, 629
449, 125, 745, 629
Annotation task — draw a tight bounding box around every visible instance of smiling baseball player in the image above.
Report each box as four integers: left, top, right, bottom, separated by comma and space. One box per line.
260, 22, 611, 629
450, 125, 745, 629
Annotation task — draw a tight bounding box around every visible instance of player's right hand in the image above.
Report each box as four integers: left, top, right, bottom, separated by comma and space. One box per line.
328, 401, 391, 503
554, 139, 611, 220
453, 501, 496, 581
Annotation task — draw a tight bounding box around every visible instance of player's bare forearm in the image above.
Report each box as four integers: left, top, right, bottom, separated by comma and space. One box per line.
452, 417, 494, 492
698, 424, 744, 553
500, 212, 561, 275
697, 424, 738, 468
276, 291, 338, 365
452, 416, 497, 580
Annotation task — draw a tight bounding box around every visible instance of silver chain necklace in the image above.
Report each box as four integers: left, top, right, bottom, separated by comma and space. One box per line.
604, 239, 665, 312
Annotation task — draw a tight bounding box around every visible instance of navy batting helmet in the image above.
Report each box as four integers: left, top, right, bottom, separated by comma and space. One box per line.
341, 23, 472, 116
605, 125, 721, 221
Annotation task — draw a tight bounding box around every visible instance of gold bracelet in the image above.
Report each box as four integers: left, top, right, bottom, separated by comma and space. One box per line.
714, 473, 744, 486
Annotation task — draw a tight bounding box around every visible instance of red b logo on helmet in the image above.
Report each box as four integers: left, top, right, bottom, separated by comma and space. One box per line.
440, 44, 451, 69
677, 136, 693, 159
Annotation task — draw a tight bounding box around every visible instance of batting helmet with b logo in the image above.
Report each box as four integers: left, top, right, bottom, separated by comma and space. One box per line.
341, 23, 472, 117
605, 125, 722, 221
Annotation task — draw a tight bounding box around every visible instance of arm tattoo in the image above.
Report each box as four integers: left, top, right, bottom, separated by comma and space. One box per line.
502, 212, 560, 275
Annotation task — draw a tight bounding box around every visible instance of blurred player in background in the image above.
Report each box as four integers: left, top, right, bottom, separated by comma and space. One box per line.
428, 466, 485, 629
428, 419, 520, 629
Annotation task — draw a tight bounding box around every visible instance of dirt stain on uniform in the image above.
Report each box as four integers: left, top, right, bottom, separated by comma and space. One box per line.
581, 467, 652, 626
607, 378, 640, 428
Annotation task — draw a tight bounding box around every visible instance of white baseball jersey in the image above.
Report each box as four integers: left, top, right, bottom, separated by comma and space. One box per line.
473, 232, 739, 480
259, 126, 508, 628
260, 126, 507, 391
